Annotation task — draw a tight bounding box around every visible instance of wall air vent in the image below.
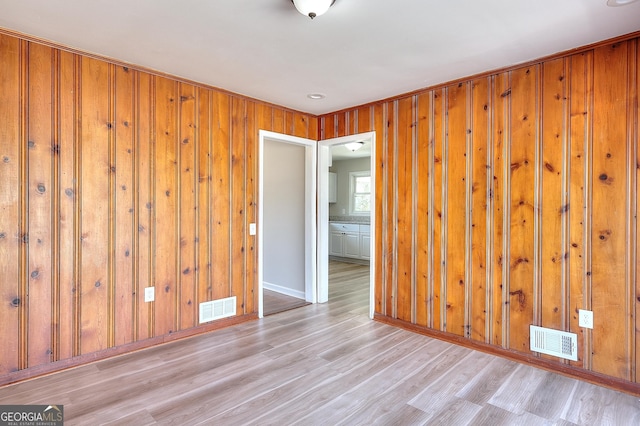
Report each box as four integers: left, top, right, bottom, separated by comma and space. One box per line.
199, 296, 236, 324
530, 325, 578, 361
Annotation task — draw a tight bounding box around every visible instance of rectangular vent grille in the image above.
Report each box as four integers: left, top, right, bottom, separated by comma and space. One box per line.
199, 296, 236, 324
530, 325, 577, 361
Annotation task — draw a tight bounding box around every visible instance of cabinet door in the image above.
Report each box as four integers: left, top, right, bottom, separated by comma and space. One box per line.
328, 172, 337, 203
360, 234, 371, 259
329, 232, 344, 256
344, 232, 360, 258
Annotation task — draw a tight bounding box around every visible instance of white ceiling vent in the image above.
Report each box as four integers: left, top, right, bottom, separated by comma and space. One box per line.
199, 296, 236, 324
530, 325, 578, 361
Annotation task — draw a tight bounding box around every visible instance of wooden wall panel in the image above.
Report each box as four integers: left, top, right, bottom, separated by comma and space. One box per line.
79, 57, 111, 355
491, 73, 508, 347
373, 104, 384, 314
636, 40, 640, 382
57, 50, 77, 361
197, 88, 212, 306
231, 98, 246, 314
245, 100, 257, 315
432, 90, 444, 332
114, 65, 135, 346
272, 108, 285, 134
540, 58, 566, 332
357, 106, 372, 134
470, 77, 489, 342
27, 42, 54, 367
178, 83, 197, 330
568, 51, 591, 369
136, 72, 153, 341
211, 92, 231, 301
445, 83, 468, 337
384, 102, 395, 317
0, 34, 21, 374
507, 66, 537, 352
154, 76, 178, 336
395, 97, 413, 322
415, 93, 430, 328
318, 33, 640, 389
336, 113, 347, 138
591, 42, 632, 380
0, 31, 316, 385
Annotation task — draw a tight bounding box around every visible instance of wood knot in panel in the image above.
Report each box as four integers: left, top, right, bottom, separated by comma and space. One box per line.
509, 289, 526, 310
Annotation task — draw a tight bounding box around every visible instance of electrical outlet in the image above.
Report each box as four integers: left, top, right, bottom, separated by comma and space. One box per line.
144, 286, 155, 303
579, 309, 593, 329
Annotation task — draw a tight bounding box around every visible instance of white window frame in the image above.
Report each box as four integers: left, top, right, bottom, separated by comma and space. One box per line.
349, 171, 371, 216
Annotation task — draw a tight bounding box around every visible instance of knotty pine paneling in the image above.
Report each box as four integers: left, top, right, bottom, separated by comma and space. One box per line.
27, 42, 55, 367
508, 66, 537, 354
415, 93, 430, 328
57, 50, 77, 361
79, 56, 111, 355
0, 31, 316, 382
0, 34, 21, 372
470, 77, 490, 343
445, 82, 468, 337
591, 41, 633, 380
568, 51, 591, 370
320, 35, 640, 386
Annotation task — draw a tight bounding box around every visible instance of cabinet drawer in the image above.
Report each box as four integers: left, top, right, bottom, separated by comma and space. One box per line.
329, 222, 359, 233
359, 224, 370, 234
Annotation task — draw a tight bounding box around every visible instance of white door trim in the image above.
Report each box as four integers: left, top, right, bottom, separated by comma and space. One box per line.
318, 132, 376, 319
258, 130, 317, 318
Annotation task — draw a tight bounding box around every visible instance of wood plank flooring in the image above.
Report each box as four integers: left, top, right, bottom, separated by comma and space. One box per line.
263, 289, 309, 316
1, 260, 640, 425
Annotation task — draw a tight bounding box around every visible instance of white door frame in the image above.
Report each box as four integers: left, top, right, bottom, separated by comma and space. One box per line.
318, 131, 376, 319
258, 130, 317, 318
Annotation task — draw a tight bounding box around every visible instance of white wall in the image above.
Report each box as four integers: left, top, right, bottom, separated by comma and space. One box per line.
329, 157, 371, 218
263, 139, 306, 298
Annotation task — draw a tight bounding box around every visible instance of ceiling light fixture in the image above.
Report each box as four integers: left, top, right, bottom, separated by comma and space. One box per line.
307, 93, 326, 100
606, 0, 639, 6
291, 0, 336, 19
345, 141, 364, 152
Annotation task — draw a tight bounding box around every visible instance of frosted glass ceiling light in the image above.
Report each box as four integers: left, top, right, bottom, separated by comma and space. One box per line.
606, 0, 639, 5
292, 0, 336, 19
345, 141, 364, 152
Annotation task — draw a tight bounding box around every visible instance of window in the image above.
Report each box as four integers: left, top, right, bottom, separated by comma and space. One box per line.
349, 171, 371, 215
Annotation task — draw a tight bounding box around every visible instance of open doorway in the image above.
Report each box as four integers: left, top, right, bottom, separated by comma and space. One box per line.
318, 132, 376, 318
258, 131, 317, 318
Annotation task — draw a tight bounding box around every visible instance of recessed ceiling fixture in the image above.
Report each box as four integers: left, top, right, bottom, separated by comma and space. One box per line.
607, 0, 639, 6
307, 93, 326, 100
291, 0, 336, 19
345, 141, 364, 152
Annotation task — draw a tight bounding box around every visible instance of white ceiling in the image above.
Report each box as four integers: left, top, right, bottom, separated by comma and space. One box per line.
1, 0, 639, 115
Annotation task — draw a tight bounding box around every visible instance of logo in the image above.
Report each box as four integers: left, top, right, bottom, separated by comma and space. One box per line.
0, 405, 63, 426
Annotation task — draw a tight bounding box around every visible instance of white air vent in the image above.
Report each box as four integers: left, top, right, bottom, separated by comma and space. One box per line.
530, 325, 578, 361
199, 296, 236, 323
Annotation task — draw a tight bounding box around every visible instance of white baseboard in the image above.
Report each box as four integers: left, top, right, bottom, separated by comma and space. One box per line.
263, 281, 305, 300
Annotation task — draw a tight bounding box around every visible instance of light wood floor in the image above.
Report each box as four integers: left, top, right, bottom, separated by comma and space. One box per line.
263, 289, 309, 316
1, 261, 640, 425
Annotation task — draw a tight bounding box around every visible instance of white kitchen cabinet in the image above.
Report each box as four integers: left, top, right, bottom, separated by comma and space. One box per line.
360, 225, 370, 259
329, 222, 370, 261
343, 232, 360, 258
328, 172, 337, 203
329, 231, 344, 256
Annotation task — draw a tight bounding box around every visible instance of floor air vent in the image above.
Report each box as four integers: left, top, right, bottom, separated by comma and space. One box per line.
199, 296, 236, 324
530, 325, 578, 361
